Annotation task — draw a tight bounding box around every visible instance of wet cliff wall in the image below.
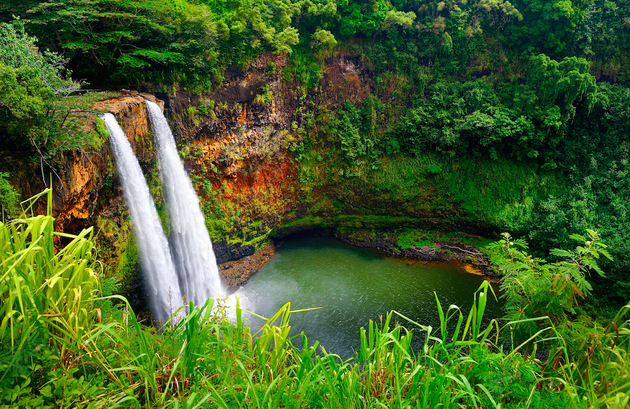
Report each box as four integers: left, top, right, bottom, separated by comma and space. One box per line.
1, 93, 163, 232
143, 51, 499, 264
0, 93, 165, 293
1, 50, 553, 288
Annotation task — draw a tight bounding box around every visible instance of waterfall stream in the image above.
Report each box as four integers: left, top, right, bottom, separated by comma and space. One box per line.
103, 113, 184, 324
146, 100, 224, 307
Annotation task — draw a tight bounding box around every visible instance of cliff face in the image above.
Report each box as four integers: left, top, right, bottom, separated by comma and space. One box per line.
2, 51, 479, 280
150, 51, 468, 263
64, 94, 166, 233
3, 93, 164, 234
153, 51, 387, 262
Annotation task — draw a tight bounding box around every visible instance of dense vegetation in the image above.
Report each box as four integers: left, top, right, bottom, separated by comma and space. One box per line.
0, 19, 115, 200
0, 0, 626, 83
1, 1, 629, 283
1, 0, 630, 406
12, 0, 626, 307
1, 191, 629, 407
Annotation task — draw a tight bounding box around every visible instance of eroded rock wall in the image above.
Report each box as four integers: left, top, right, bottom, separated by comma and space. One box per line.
1, 92, 163, 234
3, 50, 485, 290
148, 50, 467, 265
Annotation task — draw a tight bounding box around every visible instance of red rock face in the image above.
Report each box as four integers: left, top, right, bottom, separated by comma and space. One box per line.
159, 51, 377, 243
2, 92, 164, 234
4, 51, 385, 263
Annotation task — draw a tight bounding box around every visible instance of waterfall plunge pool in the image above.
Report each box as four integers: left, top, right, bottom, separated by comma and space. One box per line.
233, 236, 504, 359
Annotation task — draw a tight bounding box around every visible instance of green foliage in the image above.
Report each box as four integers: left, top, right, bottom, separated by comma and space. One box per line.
95, 116, 108, 139
0, 19, 79, 94
117, 234, 140, 293
570, 0, 630, 82
310, 28, 336, 49
197, 97, 217, 119
253, 84, 273, 105
0, 173, 19, 218
0, 21, 106, 164
4, 0, 343, 85
22, 0, 217, 84
512, 55, 598, 157
526, 83, 630, 306
391, 80, 521, 158
272, 27, 300, 53
0, 0, 625, 95
380, 9, 416, 32
1, 0, 626, 90
389, 55, 597, 166
489, 231, 630, 406
335, 102, 369, 164
369, 153, 562, 231
336, 0, 390, 37
0, 189, 104, 407
507, 0, 593, 53
282, 45, 323, 87
490, 230, 610, 339
397, 233, 434, 249
409, 0, 523, 35
557, 303, 630, 404
327, 98, 383, 174
0, 190, 101, 349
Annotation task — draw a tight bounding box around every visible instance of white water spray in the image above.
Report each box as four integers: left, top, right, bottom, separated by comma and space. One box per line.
146, 100, 224, 307
103, 113, 184, 324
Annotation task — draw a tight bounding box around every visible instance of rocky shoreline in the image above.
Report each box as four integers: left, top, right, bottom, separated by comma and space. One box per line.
219, 242, 275, 292
326, 230, 499, 278
218, 229, 501, 291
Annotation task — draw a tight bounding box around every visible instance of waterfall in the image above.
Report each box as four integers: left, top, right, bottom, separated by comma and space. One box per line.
146, 100, 224, 307
103, 113, 184, 324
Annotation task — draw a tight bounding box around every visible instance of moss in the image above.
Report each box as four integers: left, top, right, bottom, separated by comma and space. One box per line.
398, 236, 435, 249
370, 154, 564, 231
239, 233, 272, 249
271, 214, 459, 238
95, 116, 108, 139
117, 235, 140, 294
333, 227, 497, 257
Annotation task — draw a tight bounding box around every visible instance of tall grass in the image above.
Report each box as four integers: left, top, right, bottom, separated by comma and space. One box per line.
0, 189, 100, 369
1, 193, 629, 407
83, 281, 628, 408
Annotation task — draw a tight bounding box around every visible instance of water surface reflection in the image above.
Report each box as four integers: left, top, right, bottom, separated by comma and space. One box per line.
235, 236, 503, 359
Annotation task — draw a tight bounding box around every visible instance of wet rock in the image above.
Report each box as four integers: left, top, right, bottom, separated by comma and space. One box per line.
325, 229, 499, 280
219, 242, 275, 291
0, 92, 163, 235
213, 241, 256, 264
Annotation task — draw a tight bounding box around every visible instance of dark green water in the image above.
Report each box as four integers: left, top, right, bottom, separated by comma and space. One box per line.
235, 236, 503, 359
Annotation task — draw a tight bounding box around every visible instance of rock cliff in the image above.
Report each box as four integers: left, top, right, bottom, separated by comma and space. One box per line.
1, 92, 163, 233
1, 50, 496, 294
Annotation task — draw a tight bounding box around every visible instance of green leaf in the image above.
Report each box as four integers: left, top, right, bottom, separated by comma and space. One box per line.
549, 249, 573, 258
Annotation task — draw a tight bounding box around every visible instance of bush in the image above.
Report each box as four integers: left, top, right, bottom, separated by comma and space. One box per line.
0, 20, 111, 168
490, 230, 610, 340
0, 172, 19, 218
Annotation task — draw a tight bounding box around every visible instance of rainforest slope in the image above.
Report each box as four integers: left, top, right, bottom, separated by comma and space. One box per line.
0, 0, 629, 311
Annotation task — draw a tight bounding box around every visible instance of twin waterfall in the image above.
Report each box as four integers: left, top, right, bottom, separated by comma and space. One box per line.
145, 101, 223, 310
103, 102, 223, 324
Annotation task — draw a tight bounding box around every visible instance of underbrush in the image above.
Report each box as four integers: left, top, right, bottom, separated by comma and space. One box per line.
1, 191, 629, 408
372, 155, 565, 232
